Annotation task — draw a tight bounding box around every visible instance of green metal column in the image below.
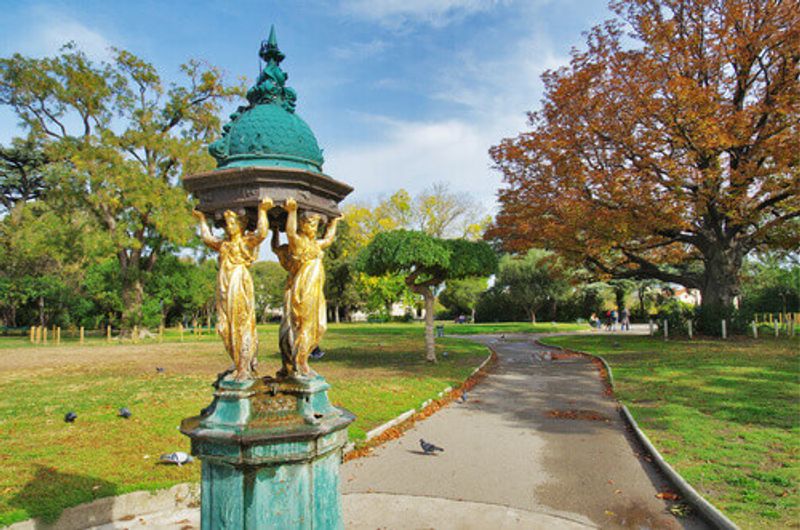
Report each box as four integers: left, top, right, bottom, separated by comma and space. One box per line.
182, 375, 354, 529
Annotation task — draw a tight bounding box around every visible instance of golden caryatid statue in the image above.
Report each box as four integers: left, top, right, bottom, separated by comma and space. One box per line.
193, 197, 272, 381
272, 197, 340, 377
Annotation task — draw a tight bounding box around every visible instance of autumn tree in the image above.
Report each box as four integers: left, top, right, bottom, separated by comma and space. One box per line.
490, 0, 800, 328
0, 44, 241, 327
359, 230, 497, 361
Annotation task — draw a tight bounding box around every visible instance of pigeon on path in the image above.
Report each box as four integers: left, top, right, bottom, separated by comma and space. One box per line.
459, 391, 468, 403
118, 407, 132, 419
160, 452, 193, 466
64, 411, 77, 423
419, 439, 444, 455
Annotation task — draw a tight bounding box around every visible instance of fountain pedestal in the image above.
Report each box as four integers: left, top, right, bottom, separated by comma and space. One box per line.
181, 375, 353, 529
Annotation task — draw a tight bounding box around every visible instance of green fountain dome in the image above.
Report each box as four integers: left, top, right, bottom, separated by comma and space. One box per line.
209, 26, 324, 172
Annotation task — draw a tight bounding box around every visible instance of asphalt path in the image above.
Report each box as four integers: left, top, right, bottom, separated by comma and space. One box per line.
340, 333, 709, 530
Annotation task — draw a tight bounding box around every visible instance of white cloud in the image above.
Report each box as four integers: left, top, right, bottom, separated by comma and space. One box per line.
325, 31, 569, 211
14, 6, 114, 60
331, 39, 388, 60
339, 0, 506, 28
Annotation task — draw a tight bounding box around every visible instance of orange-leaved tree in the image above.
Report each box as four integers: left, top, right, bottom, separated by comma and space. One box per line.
489, 0, 799, 328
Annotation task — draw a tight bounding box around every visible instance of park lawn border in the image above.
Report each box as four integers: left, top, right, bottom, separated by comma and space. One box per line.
7, 347, 497, 530
538, 339, 739, 530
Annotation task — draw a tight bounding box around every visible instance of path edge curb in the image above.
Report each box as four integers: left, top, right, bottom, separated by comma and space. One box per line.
344, 346, 497, 459
537, 339, 740, 530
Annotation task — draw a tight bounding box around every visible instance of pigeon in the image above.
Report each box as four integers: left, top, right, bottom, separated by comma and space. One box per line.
118, 407, 132, 419
441, 351, 449, 358
156, 367, 165, 373
459, 391, 468, 403
419, 439, 444, 455
159, 452, 193, 466
64, 411, 77, 423
309, 347, 325, 360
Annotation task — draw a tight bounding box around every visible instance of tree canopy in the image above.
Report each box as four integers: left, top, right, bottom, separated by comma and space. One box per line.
489, 0, 800, 325
359, 230, 497, 360
0, 44, 241, 326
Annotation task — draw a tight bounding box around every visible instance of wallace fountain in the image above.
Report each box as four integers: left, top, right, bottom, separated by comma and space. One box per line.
180, 26, 354, 529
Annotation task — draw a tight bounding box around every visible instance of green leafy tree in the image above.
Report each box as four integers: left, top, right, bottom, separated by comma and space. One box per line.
252, 261, 287, 323
495, 249, 570, 323
0, 137, 49, 212
359, 230, 497, 361
0, 44, 241, 327
439, 277, 489, 322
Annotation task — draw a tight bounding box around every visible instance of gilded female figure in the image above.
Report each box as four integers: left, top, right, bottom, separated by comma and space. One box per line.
193, 197, 272, 381
273, 197, 340, 376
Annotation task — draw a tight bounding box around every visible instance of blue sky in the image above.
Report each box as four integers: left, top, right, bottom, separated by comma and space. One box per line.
0, 0, 612, 211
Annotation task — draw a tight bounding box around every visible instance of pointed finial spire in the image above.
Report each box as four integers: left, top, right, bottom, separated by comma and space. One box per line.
260, 24, 285, 65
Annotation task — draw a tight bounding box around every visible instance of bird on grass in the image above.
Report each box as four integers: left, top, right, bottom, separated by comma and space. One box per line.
310, 347, 325, 360
160, 452, 193, 466
64, 412, 77, 423
419, 439, 444, 455
118, 407, 132, 419
156, 367, 165, 373
441, 351, 449, 358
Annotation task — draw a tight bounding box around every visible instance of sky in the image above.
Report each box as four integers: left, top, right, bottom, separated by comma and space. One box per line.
0, 0, 613, 212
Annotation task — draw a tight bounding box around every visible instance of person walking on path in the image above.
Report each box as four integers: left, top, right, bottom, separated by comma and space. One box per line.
620, 307, 631, 331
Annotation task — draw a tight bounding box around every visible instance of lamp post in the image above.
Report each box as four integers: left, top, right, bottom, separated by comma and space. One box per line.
181, 26, 354, 529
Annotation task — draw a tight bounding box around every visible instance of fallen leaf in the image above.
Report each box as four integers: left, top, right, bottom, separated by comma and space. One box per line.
604, 510, 615, 517
656, 492, 680, 501
614, 489, 622, 494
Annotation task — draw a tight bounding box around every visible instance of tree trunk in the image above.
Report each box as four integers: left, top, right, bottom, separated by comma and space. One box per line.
38, 296, 44, 327
335, 303, 340, 324
471, 307, 476, 323
423, 292, 436, 362
121, 276, 144, 329
530, 310, 536, 324
697, 244, 743, 334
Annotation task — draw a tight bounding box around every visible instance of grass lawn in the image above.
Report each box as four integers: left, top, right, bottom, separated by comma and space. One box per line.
437, 321, 587, 335
0, 322, 488, 526
539, 333, 800, 530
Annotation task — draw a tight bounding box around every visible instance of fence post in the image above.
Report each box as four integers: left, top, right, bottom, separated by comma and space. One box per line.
649, 319, 654, 336
721, 319, 727, 340
663, 319, 668, 340
752, 321, 758, 339
159, 324, 164, 342
30, 326, 35, 343
791, 314, 796, 338
79, 326, 84, 344
35, 326, 41, 344
687, 320, 693, 340
179, 323, 184, 342
133, 325, 138, 344
56, 326, 61, 345
206, 315, 211, 336
43, 327, 48, 345
774, 321, 779, 338
107, 325, 111, 343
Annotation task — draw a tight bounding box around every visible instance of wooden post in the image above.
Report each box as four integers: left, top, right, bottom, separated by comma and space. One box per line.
159, 324, 164, 342
769, 313, 773, 324
43, 327, 48, 345
687, 320, 693, 340
56, 326, 61, 345
80, 326, 84, 344
774, 321, 779, 338
133, 325, 138, 344
107, 325, 111, 343
30, 326, 35, 343
179, 322, 184, 342
207, 314, 211, 336
192, 318, 198, 337
752, 321, 758, 339
648, 319, 654, 336
35, 326, 41, 344
663, 319, 668, 340
721, 319, 727, 340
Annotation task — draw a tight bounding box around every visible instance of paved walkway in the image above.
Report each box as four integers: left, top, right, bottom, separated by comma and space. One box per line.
340, 334, 708, 530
